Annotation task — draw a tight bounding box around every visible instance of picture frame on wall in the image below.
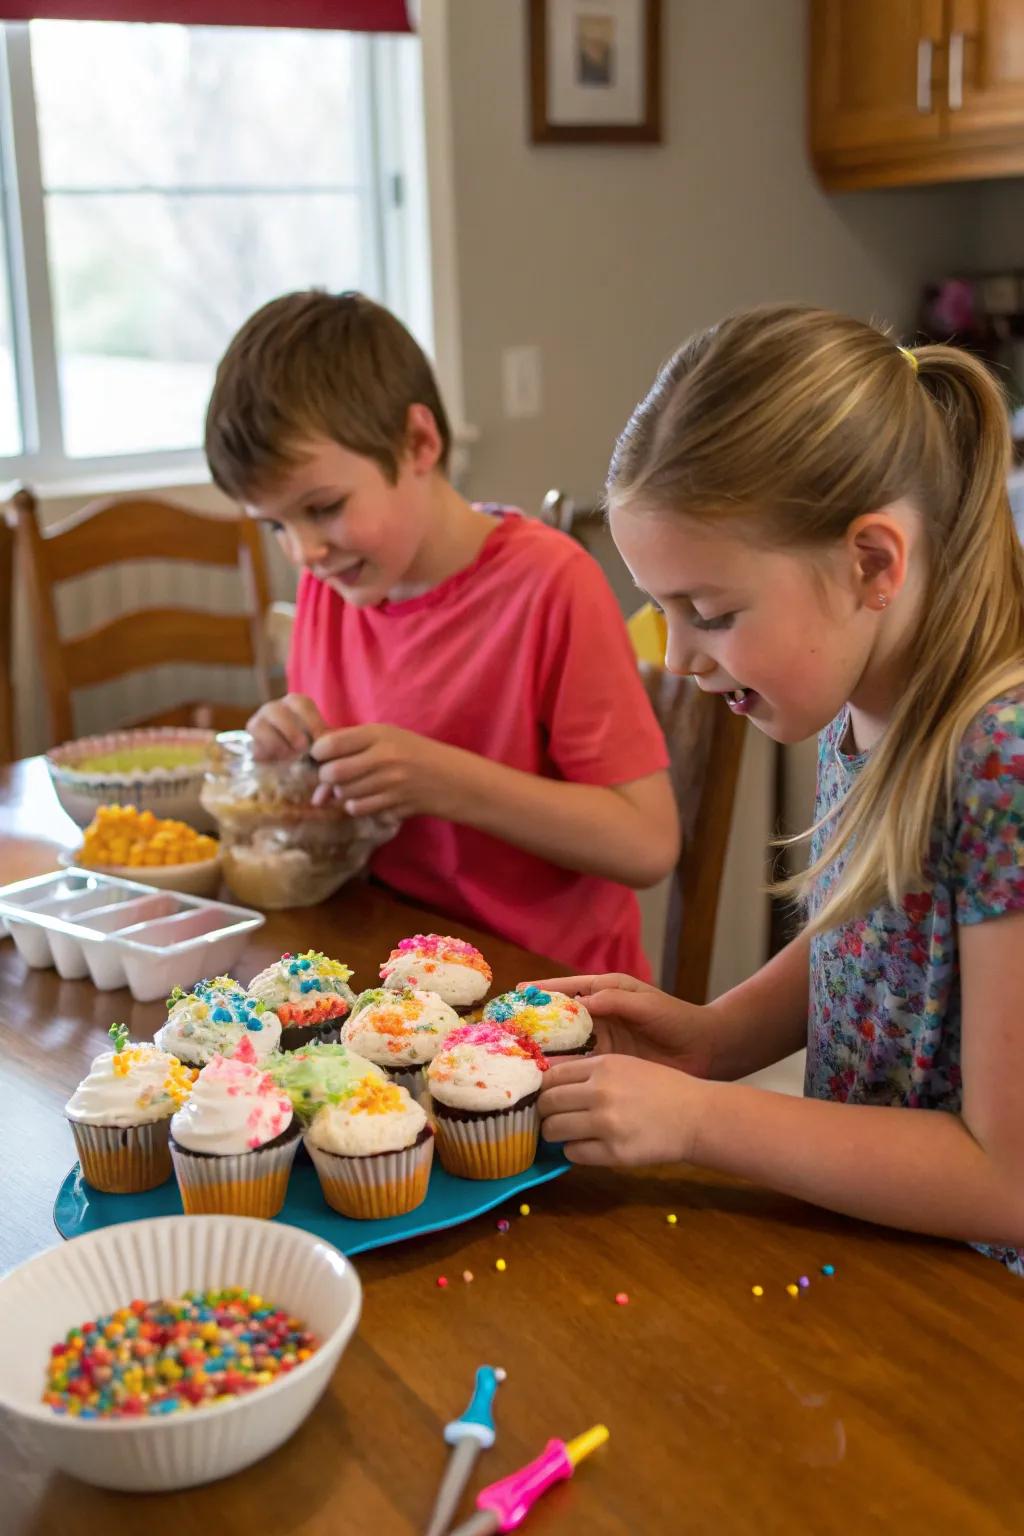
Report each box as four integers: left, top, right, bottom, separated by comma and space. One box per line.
528, 0, 662, 144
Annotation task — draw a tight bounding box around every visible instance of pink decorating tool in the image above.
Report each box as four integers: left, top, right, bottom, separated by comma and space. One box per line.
447, 1423, 609, 1536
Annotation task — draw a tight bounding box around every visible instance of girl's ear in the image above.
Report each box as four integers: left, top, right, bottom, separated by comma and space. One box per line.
402, 403, 444, 476
846, 504, 912, 610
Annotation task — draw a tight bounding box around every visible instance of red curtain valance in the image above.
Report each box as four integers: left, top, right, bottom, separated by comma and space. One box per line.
0, 2, 412, 29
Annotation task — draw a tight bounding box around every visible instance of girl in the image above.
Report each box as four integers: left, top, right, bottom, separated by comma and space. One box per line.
536, 304, 1024, 1272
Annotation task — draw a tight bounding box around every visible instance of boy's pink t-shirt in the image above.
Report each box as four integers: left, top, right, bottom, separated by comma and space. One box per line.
287, 510, 670, 978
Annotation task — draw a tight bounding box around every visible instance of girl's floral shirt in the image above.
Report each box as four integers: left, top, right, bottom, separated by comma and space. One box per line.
807, 689, 1024, 1277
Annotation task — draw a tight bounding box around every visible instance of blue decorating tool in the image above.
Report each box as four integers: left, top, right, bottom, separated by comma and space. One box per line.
424, 1365, 506, 1536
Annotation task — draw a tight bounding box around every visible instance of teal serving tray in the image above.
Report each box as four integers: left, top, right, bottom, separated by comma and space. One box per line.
54, 1142, 571, 1257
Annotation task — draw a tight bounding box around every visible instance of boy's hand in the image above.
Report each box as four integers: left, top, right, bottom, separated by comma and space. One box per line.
309, 723, 459, 818
246, 694, 328, 760
539, 1053, 708, 1166
525, 973, 716, 1079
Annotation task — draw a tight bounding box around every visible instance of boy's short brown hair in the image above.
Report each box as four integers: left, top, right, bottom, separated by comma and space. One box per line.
204, 290, 452, 497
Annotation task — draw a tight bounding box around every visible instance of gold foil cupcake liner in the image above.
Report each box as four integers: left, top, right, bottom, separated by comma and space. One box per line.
68, 1116, 173, 1194
431, 1101, 539, 1180
169, 1134, 299, 1217
305, 1131, 434, 1218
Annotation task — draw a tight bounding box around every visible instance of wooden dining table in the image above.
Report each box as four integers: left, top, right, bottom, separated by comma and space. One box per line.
1, 756, 1022, 1536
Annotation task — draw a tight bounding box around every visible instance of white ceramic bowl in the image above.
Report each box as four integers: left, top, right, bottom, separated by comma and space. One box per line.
0, 1216, 361, 1491
46, 728, 216, 831
59, 848, 223, 899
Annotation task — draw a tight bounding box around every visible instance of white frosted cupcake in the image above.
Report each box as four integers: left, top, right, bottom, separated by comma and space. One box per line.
342, 986, 460, 1098
246, 949, 356, 1049
427, 1021, 548, 1180
379, 934, 491, 1013
65, 1023, 195, 1193
265, 1041, 386, 1124
155, 978, 281, 1067
304, 1074, 434, 1219
168, 1035, 299, 1217
483, 986, 595, 1057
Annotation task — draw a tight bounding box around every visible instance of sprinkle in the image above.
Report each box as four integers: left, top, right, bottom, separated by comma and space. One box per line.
436, 1276, 449, 1289
786, 1284, 799, 1298
494, 1367, 507, 1382
798, 1276, 810, 1289
495, 1259, 507, 1273
821, 1264, 836, 1276
751, 1285, 764, 1297
462, 1271, 474, 1284
519, 1204, 530, 1216
614, 1292, 629, 1306
496, 1219, 510, 1233
666, 1213, 677, 1225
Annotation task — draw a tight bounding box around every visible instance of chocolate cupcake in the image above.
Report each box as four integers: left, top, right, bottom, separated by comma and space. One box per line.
379, 934, 491, 1015
246, 949, 356, 1050
426, 1021, 548, 1180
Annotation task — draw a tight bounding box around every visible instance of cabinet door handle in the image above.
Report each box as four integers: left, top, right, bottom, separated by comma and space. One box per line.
949, 30, 965, 110
916, 37, 933, 113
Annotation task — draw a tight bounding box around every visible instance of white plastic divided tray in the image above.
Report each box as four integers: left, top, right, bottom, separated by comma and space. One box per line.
0, 869, 264, 1002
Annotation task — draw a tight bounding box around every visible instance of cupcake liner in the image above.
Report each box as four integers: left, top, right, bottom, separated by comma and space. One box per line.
305, 1129, 434, 1218
68, 1116, 174, 1194
169, 1127, 300, 1217
430, 1100, 539, 1180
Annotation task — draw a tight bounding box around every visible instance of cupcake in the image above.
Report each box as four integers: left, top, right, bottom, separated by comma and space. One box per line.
168, 1035, 300, 1217
246, 950, 356, 1050
341, 986, 460, 1098
154, 978, 280, 1067
426, 1022, 548, 1180
265, 1040, 386, 1124
304, 1074, 434, 1219
65, 1022, 195, 1193
379, 934, 491, 1014
483, 986, 595, 1058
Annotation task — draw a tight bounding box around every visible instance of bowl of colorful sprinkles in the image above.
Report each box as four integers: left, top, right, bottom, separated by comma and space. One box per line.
0, 1214, 361, 1491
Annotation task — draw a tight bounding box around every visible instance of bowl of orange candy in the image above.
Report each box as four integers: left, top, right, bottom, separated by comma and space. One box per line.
64, 804, 222, 898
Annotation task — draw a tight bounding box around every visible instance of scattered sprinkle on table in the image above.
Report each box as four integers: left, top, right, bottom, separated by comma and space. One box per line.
495, 1259, 507, 1273
821, 1264, 836, 1276
798, 1276, 810, 1289
462, 1270, 474, 1284
786, 1284, 800, 1298
519, 1203, 530, 1216
496, 1219, 510, 1233
614, 1292, 629, 1306
751, 1285, 764, 1298
436, 1276, 449, 1289
43, 1290, 316, 1418
666, 1213, 678, 1225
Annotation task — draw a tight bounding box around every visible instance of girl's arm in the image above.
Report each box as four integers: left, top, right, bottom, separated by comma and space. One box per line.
313, 726, 680, 888
541, 911, 1024, 1247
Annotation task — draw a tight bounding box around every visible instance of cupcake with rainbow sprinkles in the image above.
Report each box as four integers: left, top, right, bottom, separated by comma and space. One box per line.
65, 1022, 195, 1193
155, 976, 280, 1067
380, 933, 491, 1013
426, 1020, 547, 1180
341, 985, 460, 1098
483, 985, 595, 1058
304, 1073, 433, 1219
168, 1035, 299, 1217
246, 949, 356, 1050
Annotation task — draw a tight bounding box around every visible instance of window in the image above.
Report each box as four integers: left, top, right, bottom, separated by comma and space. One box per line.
0, 18, 428, 481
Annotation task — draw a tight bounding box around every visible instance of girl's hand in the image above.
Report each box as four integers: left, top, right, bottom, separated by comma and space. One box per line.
526, 973, 716, 1079
246, 693, 328, 760
539, 1053, 707, 1166
310, 723, 458, 818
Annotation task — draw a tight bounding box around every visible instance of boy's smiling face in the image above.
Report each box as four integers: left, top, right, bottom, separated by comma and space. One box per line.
243, 413, 439, 607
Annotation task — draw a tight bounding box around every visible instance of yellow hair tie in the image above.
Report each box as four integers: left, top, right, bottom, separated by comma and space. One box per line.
898, 345, 919, 374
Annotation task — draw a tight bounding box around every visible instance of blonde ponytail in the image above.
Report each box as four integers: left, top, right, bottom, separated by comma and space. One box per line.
607, 306, 1024, 933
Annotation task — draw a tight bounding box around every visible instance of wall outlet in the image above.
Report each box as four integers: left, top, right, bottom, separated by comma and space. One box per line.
501, 345, 543, 419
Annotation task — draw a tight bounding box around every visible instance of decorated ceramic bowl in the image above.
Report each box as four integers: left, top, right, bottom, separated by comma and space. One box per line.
46, 729, 216, 831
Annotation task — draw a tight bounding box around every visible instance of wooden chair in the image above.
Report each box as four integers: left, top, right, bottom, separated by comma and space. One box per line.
0, 505, 15, 762
629, 602, 747, 1003
10, 486, 273, 747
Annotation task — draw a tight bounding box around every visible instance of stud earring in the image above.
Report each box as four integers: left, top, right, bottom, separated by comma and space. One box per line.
877, 593, 889, 610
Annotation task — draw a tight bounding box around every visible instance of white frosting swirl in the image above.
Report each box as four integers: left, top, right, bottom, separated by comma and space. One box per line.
155, 996, 281, 1065
483, 988, 593, 1053
381, 955, 489, 1007
170, 1055, 293, 1155
342, 988, 460, 1066
65, 1044, 192, 1126
427, 1026, 544, 1112
306, 1077, 428, 1156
